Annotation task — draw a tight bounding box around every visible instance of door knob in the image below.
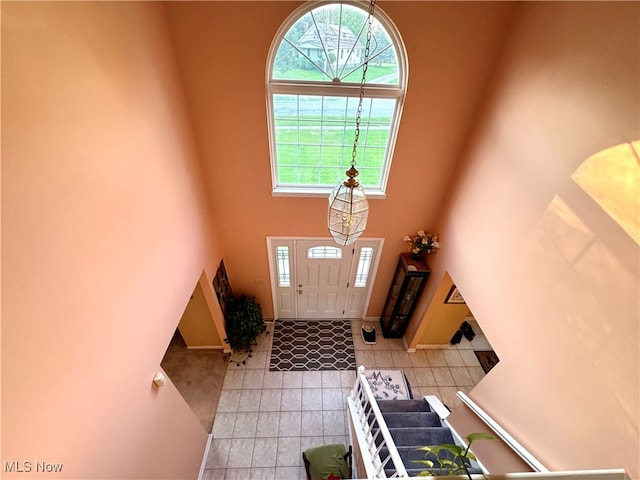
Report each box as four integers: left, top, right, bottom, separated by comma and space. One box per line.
298, 284, 303, 287
298, 289, 303, 294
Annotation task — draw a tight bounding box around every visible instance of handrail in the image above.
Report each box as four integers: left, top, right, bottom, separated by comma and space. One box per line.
457, 391, 549, 473
484, 470, 628, 479
424, 395, 489, 474
347, 365, 409, 478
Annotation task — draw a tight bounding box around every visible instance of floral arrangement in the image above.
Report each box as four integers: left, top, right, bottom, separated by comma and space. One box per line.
403, 230, 440, 257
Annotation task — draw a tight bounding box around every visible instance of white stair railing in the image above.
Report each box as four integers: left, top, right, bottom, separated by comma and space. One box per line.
347, 365, 409, 478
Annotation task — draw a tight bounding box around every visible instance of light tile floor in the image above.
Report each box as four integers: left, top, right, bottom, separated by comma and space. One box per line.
202, 319, 492, 480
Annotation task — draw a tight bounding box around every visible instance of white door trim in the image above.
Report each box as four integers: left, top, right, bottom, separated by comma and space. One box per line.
266, 236, 384, 320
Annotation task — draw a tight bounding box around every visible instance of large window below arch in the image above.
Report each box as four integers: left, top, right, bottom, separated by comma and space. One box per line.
266, 1, 408, 197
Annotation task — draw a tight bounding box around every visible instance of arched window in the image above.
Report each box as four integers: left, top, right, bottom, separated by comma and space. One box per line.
266, 1, 408, 197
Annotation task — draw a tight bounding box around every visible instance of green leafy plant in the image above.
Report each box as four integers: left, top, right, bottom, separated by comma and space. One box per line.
413, 432, 495, 479
224, 295, 266, 365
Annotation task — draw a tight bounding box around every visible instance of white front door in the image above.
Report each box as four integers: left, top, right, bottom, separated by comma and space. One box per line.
267, 237, 383, 320
295, 240, 351, 319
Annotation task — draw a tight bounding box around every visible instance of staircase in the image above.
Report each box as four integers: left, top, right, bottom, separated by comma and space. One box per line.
373, 398, 483, 477
350, 369, 611, 478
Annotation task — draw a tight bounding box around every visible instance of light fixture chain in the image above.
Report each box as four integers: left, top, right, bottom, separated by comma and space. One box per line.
329, 0, 375, 246
351, 0, 376, 169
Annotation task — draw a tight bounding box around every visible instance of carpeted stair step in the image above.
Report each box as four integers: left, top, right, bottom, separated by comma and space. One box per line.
377, 398, 431, 413
383, 426, 454, 447
370, 411, 442, 428
387, 467, 484, 477
381, 446, 483, 477
379, 445, 483, 468
379, 445, 437, 467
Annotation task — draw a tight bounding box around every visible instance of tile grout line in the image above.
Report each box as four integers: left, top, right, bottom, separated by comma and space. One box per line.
205, 319, 493, 478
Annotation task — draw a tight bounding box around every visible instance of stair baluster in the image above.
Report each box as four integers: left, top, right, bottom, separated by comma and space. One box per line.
347, 366, 409, 478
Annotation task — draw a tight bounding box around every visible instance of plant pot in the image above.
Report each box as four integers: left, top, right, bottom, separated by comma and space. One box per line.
229, 348, 251, 366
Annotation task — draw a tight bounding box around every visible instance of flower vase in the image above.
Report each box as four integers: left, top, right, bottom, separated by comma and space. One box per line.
411, 252, 423, 261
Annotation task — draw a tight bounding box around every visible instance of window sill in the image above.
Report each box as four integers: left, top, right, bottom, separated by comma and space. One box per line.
271, 187, 387, 199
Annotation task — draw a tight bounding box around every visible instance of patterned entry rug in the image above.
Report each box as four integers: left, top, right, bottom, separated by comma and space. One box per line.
270, 320, 356, 371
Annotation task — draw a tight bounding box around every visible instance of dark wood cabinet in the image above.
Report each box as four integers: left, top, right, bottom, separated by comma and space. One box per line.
380, 253, 430, 338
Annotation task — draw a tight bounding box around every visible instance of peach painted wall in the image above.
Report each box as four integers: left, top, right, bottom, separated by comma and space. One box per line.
178, 278, 223, 348
417, 272, 471, 346
412, 2, 639, 476
163, 1, 514, 318
2, 2, 220, 478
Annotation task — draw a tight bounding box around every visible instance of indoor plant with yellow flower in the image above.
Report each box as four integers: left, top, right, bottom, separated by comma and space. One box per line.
403, 230, 440, 260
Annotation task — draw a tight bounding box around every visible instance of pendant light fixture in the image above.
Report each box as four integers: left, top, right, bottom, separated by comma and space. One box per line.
328, 0, 376, 246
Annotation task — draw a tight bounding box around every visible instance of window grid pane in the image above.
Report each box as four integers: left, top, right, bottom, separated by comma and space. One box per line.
273, 4, 399, 85
276, 246, 291, 287
307, 246, 343, 259
354, 247, 374, 287
273, 94, 394, 188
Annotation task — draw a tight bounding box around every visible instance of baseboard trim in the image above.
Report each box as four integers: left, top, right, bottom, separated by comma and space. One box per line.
198, 433, 213, 480
187, 345, 225, 350
416, 343, 451, 349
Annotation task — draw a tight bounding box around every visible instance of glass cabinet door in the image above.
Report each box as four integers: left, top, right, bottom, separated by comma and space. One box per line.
397, 277, 422, 316
381, 263, 404, 319
380, 253, 430, 338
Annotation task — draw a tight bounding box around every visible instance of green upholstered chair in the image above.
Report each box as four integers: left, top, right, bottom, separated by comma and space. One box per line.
302, 443, 352, 480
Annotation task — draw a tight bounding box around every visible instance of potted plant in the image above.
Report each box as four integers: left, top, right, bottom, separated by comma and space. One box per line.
224, 295, 266, 366
413, 432, 495, 479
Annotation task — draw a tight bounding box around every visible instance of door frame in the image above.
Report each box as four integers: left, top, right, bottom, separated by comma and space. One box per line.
266, 236, 384, 320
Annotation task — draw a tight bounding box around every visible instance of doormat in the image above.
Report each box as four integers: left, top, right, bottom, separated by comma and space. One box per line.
270, 320, 356, 371
364, 370, 412, 401
474, 350, 499, 374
